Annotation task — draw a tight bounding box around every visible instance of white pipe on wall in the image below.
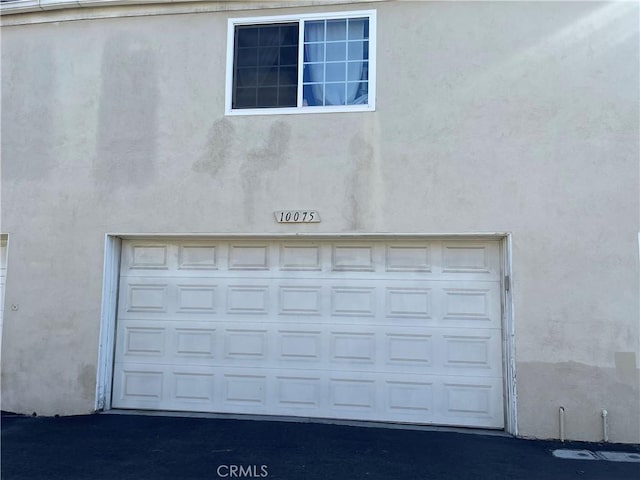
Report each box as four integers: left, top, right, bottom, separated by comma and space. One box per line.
602, 409, 608, 442
559, 406, 565, 442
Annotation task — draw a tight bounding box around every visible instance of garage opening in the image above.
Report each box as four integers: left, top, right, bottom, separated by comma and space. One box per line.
0, 235, 7, 349
109, 237, 506, 429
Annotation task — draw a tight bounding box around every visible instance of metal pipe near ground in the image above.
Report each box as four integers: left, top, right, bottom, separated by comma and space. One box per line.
602, 409, 608, 443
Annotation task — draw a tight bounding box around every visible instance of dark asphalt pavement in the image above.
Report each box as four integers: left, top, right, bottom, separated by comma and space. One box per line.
1, 412, 639, 480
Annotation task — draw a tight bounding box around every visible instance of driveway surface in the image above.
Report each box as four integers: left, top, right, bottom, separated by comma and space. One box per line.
1, 412, 639, 480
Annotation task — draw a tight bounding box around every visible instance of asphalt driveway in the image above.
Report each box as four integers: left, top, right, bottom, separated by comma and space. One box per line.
1, 412, 639, 480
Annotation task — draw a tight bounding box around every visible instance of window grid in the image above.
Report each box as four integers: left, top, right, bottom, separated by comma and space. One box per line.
233, 23, 299, 109
302, 18, 369, 107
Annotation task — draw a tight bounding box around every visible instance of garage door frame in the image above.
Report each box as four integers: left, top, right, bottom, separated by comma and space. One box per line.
96, 233, 517, 434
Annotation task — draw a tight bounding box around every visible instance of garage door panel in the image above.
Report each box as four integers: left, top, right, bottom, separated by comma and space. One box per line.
385, 287, 432, 319
113, 363, 166, 408
113, 363, 219, 410
126, 243, 171, 271
122, 282, 169, 315
330, 286, 376, 317
278, 285, 323, 316
385, 244, 432, 272
120, 239, 500, 277
278, 329, 324, 362
223, 373, 268, 406
113, 238, 504, 428
438, 282, 501, 329
331, 244, 377, 272
279, 243, 323, 271
385, 332, 434, 368
228, 244, 271, 270
112, 367, 504, 427
172, 370, 216, 403
386, 379, 434, 417
115, 319, 502, 376
441, 241, 500, 275
226, 285, 270, 315
437, 376, 504, 428
178, 244, 219, 270
440, 331, 502, 376
329, 377, 376, 411
176, 284, 218, 314
115, 320, 218, 365
275, 374, 323, 408
174, 327, 217, 358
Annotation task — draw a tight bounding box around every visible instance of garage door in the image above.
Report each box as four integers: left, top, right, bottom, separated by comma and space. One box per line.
112, 238, 504, 428
0, 236, 6, 342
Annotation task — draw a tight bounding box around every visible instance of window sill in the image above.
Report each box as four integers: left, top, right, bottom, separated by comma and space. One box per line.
225, 103, 376, 116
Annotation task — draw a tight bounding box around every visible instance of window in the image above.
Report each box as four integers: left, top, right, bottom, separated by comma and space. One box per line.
226, 10, 376, 115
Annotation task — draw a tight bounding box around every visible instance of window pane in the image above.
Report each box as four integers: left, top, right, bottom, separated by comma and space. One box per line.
326, 19, 346, 40
347, 18, 368, 40
236, 67, 258, 87
305, 20, 325, 42
233, 22, 299, 109
237, 27, 259, 47
346, 82, 368, 105
347, 61, 367, 82
280, 46, 298, 65
304, 43, 325, 64
326, 42, 346, 62
257, 87, 279, 107
324, 82, 346, 105
303, 63, 324, 83
348, 41, 368, 61
258, 26, 281, 46
279, 66, 298, 86
258, 46, 279, 66
326, 62, 346, 82
280, 25, 299, 45
257, 66, 278, 86
236, 47, 258, 67
303, 84, 323, 106
234, 87, 257, 108
279, 86, 297, 106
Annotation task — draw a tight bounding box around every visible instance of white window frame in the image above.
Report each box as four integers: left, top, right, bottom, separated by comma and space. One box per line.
225, 10, 376, 116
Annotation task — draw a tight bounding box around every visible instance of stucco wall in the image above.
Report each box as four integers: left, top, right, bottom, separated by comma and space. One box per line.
1, 1, 638, 442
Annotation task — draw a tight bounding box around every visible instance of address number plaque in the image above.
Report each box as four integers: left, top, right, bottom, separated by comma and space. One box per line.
274, 210, 321, 223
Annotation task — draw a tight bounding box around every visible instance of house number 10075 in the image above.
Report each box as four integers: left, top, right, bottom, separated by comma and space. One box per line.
274, 210, 321, 223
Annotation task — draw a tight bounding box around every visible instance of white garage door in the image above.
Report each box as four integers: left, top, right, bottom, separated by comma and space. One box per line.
112, 238, 505, 428
0, 236, 6, 344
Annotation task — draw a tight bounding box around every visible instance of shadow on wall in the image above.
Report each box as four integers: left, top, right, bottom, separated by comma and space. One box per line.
93, 33, 158, 190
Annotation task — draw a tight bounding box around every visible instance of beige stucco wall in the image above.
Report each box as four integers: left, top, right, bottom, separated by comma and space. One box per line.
1, 1, 638, 442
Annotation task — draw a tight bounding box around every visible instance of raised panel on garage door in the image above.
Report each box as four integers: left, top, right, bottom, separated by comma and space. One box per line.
112, 238, 504, 428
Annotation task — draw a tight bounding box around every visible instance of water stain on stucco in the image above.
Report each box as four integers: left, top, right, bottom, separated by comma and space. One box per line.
615, 351, 638, 385
241, 121, 291, 223
1, 41, 56, 181
93, 33, 158, 189
78, 364, 96, 401
193, 118, 235, 177
347, 131, 374, 230
246, 121, 291, 169
516, 360, 640, 443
